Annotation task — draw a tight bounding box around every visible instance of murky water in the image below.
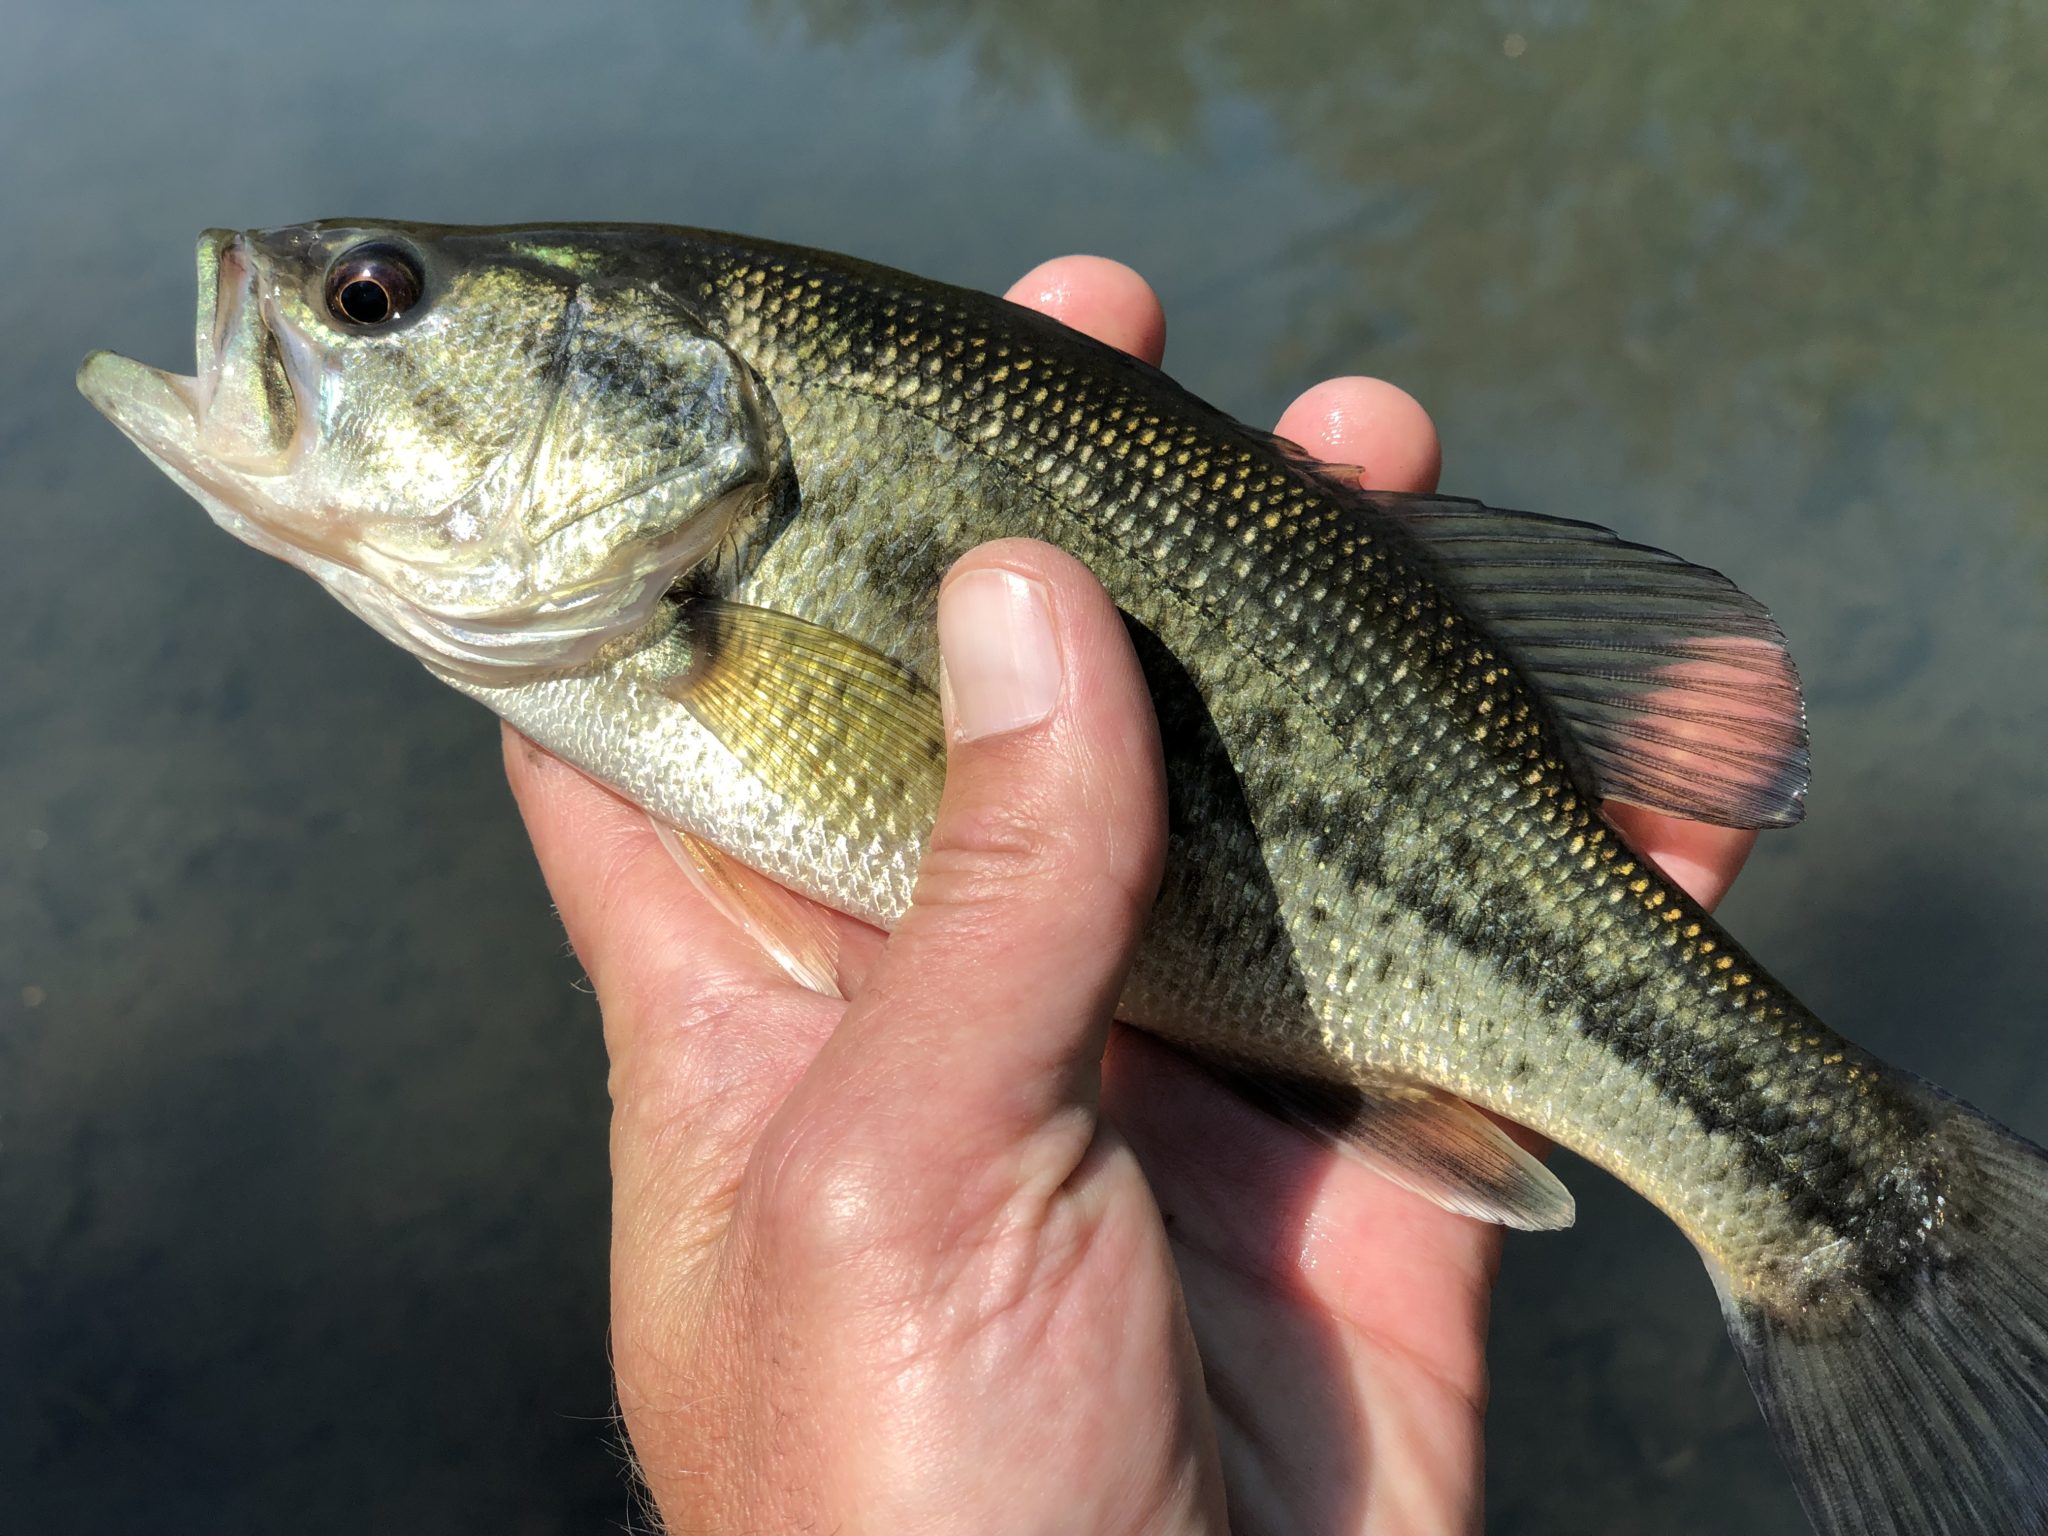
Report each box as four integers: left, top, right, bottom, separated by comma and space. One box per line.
6, 1, 2046, 1529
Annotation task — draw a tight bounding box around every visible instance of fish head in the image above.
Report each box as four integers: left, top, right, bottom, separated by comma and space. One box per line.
80, 223, 768, 680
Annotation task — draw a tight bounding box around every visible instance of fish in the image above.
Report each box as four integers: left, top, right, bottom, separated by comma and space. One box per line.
79, 221, 2048, 1536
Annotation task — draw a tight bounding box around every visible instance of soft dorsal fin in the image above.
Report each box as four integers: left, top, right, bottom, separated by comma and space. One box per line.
1361, 491, 1810, 829
1215, 1065, 1575, 1231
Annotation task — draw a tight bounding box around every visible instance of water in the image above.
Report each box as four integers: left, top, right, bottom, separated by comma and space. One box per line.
6, 1, 2046, 1529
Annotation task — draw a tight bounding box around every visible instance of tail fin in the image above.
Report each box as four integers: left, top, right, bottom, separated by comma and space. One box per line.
1711, 1087, 2048, 1536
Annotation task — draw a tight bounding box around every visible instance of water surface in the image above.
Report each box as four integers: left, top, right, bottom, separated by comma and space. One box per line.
5, 2, 2046, 1530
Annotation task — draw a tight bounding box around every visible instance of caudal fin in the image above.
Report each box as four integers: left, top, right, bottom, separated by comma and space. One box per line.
1712, 1087, 2048, 1535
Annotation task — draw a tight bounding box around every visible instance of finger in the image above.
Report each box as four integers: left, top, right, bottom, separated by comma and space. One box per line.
503, 726, 736, 1003
1100, 1029, 1491, 1530
1600, 801, 1753, 912
774, 539, 1167, 1195
1007, 256, 1167, 366
1274, 376, 1441, 493
500, 728, 876, 1107
1104, 1025, 1498, 1310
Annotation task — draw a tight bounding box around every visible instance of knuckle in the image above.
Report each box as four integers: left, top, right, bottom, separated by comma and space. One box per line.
919, 801, 1159, 936
904, 789, 1163, 967
744, 1109, 909, 1266
919, 800, 1088, 905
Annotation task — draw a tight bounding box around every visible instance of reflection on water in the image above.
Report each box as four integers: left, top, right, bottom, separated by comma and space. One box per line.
780, 0, 2048, 456
4, 0, 2045, 1531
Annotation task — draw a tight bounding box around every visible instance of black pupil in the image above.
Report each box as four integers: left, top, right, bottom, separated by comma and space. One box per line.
339, 275, 392, 325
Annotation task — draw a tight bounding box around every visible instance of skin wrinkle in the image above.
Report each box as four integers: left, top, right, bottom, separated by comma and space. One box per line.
1184, 1183, 1488, 1439
774, 1081, 1081, 1286
763, 1009, 1107, 1275
876, 1178, 1119, 1381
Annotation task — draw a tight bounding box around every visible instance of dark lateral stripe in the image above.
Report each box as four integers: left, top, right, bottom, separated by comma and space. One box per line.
1328, 774, 1923, 1244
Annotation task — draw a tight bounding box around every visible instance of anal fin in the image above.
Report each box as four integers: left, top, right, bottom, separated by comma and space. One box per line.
1216, 1065, 1575, 1232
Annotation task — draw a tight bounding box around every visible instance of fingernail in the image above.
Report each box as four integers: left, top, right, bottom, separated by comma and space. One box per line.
937, 568, 1061, 742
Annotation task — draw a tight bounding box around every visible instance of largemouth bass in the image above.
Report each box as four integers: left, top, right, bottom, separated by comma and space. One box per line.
79, 222, 2048, 1535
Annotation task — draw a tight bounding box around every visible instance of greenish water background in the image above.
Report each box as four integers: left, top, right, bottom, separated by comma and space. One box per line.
5, 1, 2046, 1529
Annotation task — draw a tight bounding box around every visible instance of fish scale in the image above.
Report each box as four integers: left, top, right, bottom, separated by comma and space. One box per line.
80, 221, 2048, 1536
682, 238, 1905, 1273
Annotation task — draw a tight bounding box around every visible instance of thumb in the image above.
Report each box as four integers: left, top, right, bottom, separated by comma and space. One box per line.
769, 539, 1167, 1200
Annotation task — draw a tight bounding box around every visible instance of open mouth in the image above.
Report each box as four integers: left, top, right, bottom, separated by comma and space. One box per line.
78, 230, 302, 486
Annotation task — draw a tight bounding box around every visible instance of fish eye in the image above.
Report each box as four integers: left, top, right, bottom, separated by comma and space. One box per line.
324, 244, 424, 328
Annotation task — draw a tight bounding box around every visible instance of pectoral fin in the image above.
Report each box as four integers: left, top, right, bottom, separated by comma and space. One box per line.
1218, 1066, 1575, 1231
660, 598, 946, 846
647, 599, 945, 992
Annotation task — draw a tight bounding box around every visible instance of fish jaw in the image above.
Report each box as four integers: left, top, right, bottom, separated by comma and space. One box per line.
74, 230, 235, 469
78, 230, 311, 547
77, 347, 204, 478
86, 232, 301, 462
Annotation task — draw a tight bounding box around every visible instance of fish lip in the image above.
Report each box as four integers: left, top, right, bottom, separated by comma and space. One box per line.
78, 231, 319, 517
202, 235, 311, 476
76, 232, 248, 448
76, 348, 203, 457
75, 345, 303, 567
196, 228, 234, 379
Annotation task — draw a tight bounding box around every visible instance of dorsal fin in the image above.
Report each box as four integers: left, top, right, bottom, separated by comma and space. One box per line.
1359, 490, 1810, 829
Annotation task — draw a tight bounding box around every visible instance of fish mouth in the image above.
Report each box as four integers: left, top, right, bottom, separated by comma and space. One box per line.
78, 230, 306, 496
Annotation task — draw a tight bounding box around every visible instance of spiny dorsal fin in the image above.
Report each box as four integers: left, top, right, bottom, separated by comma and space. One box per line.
660, 597, 946, 844
1216, 1066, 1575, 1232
1362, 491, 1810, 829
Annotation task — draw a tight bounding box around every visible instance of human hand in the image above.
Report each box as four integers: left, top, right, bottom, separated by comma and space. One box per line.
501, 256, 1756, 1535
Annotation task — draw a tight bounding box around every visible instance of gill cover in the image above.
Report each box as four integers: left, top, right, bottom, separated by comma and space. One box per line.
79, 223, 770, 681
